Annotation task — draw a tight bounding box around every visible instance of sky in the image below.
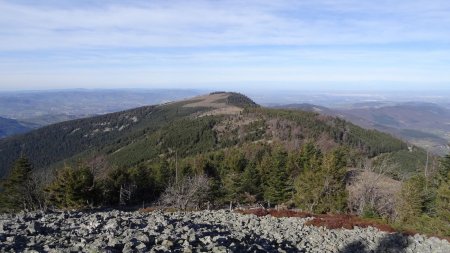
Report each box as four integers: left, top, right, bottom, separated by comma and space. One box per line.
0, 0, 449, 91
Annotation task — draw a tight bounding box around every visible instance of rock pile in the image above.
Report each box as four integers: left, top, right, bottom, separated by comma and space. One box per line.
0, 210, 448, 253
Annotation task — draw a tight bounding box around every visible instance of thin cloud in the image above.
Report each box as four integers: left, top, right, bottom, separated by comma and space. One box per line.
0, 0, 449, 90
1, 0, 449, 50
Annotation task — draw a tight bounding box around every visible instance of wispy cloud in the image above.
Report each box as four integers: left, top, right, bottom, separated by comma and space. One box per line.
0, 0, 449, 90
2, 0, 450, 49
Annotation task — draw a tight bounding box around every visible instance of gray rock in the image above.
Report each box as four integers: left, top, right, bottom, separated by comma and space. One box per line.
0, 209, 448, 253
161, 239, 174, 249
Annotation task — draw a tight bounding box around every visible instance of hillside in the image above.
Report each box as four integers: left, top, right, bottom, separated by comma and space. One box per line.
274, 102, 450, 155
0, 116, 35, 139
0, 92, 416, 179
337, 102, 450, 154
0, 92, 254, 177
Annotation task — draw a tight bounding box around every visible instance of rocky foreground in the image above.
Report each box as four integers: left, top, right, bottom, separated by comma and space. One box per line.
0, 210, 449, 253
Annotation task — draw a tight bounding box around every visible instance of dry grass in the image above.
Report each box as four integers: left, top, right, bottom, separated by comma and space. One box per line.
183, 93, 229, 108
183, 93, 243, 116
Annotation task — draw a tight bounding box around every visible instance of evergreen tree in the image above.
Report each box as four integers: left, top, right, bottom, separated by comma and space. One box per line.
436, 156, 450, 227
294, 147, 348, 213
128, 165, 156, 202
154, 159, 172, 192
397, 175, 428, 222
240, 163, 262, 199
97, 167, 130, 205
316, 148, 348, 213
299, 142, 323, 171
0, 156, 35, 211
436, 170, 450, 223
440, 154, 450, 183
224, 150, 247, 173
222, 172, 242, 203
46, 164, 96, 208
263, 148, 291, 205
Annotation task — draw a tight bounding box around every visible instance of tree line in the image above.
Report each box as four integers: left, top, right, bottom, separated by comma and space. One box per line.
1, 143, 448, 236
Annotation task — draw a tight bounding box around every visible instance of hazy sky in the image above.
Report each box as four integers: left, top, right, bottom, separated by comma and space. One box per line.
0, 0, 449, 91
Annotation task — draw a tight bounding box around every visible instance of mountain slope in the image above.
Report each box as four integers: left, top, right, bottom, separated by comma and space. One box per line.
0, 92, 253, 176
275, 102, 450, 155
0, 92, 417, 178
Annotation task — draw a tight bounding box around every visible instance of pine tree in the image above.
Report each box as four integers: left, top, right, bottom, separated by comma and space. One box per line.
436, 170, 450, 223
0, 156, 34, 211
317, 148, 348, 213
440, 154, 450, 183
154, 159, 172, 192
46, 164, 96, 208
222, 172, 242, 203
97, 167, 130, 205
240, 163, 262, 198
396, 175, 427, 222
294, 147, 348, 213
436, 156, 450, 225
263, 148, 291, 205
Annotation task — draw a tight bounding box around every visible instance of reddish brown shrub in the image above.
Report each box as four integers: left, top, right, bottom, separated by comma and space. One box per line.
267, 209, 313, 218
139, 207, 159, 213
305, 214, 396, 232
235, 208, 269, 217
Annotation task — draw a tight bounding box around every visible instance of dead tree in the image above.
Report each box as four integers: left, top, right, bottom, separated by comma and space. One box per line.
119, 183, 136, 205
347, 159, 399, 220
159, 174, 211, 210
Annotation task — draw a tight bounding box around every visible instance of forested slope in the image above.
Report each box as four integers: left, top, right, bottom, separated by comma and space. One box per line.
0, 92, 416, 178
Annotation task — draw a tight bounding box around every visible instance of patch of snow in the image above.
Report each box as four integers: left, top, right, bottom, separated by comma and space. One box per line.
118, 124, 129, 131
69, 128, 81, 134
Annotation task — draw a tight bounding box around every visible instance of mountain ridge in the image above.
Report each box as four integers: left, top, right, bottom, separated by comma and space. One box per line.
273, 102, 450, 155
0, 92, 421, 179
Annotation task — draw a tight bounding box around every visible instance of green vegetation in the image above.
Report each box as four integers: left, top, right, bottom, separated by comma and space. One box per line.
393, 154, 450, 236
261, 148, 291, 205
224, 92, 259, 108
0, 156, 42, 212
2, 92, 447, 237
45, 164, 96, 209
378, 149, 427, 179
294, 146, 348, 213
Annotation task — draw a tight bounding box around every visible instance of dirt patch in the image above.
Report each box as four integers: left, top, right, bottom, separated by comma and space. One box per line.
183, 93, 242, 116
183, 93, 228, 108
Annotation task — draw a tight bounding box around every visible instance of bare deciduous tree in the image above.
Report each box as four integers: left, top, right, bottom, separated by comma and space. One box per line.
159, 174, 211, 210
119, 183, 136, 205
347, 159, 400, 220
